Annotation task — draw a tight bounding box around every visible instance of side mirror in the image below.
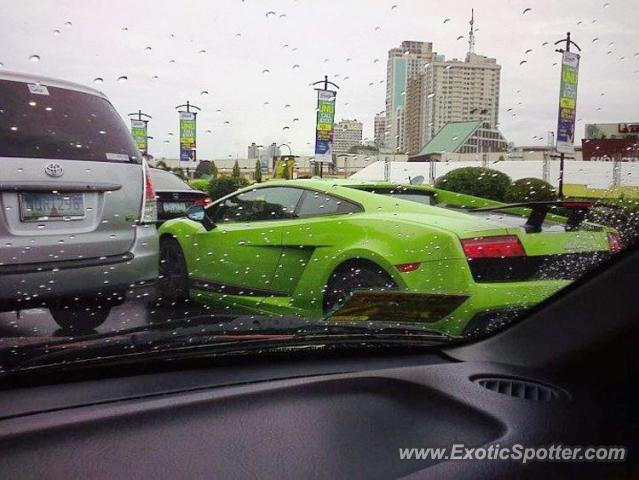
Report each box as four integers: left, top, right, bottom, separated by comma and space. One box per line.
185, 205, 215, 231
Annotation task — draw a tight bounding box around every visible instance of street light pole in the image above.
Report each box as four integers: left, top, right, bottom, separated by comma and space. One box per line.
127, 110, 152, 156
175, 101, 201, 178
554, 32, 581, 198
312, 75, 340, 178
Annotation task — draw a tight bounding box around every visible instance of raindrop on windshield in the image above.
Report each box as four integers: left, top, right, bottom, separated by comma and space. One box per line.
117, 76, 128, 83
262, 69, 270, 74
522, 7, 532, 15
200, 90, 209, 96
265, 11, 276, 18
443, 18, 451, 24
29, 55, 40, 62
64, 21, 73, 28
144, 46, 152, 53
93, 77, 104, 84
53, 29, 61, 36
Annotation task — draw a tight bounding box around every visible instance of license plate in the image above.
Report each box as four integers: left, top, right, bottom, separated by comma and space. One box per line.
162, 202, 190, 214
19, 193, 85, 221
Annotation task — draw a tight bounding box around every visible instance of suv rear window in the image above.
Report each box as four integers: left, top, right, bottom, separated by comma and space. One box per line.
0, 79, 140, 162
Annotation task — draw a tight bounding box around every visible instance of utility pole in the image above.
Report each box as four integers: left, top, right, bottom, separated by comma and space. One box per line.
554, 32, 581, 198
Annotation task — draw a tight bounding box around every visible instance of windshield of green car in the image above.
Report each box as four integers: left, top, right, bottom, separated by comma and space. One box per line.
1, 0, 638, 375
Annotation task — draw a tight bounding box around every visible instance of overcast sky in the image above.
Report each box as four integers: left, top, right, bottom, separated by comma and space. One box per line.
2, 0, 638, 159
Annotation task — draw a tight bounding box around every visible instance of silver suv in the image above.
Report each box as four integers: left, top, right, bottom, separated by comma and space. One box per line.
0, 72, 158, 331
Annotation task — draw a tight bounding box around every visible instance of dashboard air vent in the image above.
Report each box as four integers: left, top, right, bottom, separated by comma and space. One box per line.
473, 377, 564, 401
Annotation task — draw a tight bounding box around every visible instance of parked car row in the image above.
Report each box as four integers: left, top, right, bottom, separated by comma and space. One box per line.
0, 72, 620, 335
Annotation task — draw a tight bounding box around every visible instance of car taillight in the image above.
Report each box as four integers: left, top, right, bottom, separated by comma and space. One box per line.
607, 232, 623, 254
461, 235, 526, 260
140, 161, 157, 223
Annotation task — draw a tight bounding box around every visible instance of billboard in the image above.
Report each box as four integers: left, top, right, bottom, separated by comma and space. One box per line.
130, 119, 148, 154
314, 89, 336, 164
179, 111, 196, 163
582, 138, 639, 161
556, 51, 580, 154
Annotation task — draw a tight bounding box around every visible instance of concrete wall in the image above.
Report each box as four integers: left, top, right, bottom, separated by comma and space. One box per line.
350, 160, 639, 189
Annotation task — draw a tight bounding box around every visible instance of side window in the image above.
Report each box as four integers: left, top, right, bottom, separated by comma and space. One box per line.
214, 187, 303, 223
297, 190, 361, 218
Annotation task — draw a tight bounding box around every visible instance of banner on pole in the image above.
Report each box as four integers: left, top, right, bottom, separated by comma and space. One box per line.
556, 51, 580, 154
314, 89, 336, 164
179, 111, 196, 163
130, 120, 148, 154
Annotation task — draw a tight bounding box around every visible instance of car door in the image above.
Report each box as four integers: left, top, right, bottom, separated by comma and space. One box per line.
270, 189, 363, 296
190, 186, 304, 295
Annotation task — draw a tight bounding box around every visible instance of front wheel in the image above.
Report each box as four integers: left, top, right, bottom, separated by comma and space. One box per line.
158, 237, 190, 303
323, 262, 397, 315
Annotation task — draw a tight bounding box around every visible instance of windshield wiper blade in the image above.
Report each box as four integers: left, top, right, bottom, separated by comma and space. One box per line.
2, 318, 454, 374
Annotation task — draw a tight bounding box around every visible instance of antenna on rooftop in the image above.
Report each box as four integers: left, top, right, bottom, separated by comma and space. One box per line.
468, 8, 475, 54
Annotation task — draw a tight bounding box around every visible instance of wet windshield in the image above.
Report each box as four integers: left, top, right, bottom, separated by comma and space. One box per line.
1, 0, 638, 375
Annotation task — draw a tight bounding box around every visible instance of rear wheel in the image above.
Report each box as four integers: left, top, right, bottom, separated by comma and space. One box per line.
158, 237, 190, 303
323, 261, 397, 315
49, 302, 111, 332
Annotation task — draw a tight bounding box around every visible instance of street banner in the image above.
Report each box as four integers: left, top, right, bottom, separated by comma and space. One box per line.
556, 51, 580, 154
179, 111, 196, 163
314, 89, 336, 164
130, 120, 148, 154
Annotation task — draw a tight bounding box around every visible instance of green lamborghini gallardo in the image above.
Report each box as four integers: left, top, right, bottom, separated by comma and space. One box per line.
157, 179, 620, 336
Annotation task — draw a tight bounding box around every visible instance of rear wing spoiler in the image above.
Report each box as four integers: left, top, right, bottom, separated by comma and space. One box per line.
470, 201, 595, 233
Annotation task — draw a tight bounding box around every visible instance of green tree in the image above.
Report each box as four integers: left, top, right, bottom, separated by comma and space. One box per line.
155, 160, 170, 170
209, 161, 218, 179
504, 178, 557, 203
254, 160, 262, 183
232, 160, 241, 179
435, 167, 511, 201
208, 175, 250, 201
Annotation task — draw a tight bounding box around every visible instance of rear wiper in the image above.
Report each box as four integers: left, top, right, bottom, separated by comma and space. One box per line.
471, 200, 594, 233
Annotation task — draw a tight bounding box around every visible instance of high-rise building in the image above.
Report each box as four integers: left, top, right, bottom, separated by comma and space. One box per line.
247, 142, 259, 160
385, 41, 435, 152
333, 119, 363, 155
421, 52, 501, 144
421, 12, 501, 145
374, 115, 386, 150
405, 77, 424, 155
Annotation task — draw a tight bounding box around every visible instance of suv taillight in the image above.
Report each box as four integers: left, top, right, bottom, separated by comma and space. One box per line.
461, 235, 526, 260
140, 161, 157, 223
607, 232, 623, 253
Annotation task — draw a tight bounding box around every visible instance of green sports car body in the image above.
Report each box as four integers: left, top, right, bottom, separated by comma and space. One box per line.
158, 179, 618, 336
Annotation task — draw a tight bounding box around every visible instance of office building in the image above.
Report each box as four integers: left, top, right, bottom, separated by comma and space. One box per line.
385, 41, 435, 152
333, 119, 363, 155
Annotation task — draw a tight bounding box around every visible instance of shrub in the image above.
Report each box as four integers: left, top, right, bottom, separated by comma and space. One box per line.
189, 178, 209, 193
504, 178, 557, 203
434, 167, 511, 201
208, 175, 250, 201
209, 161, 218, 179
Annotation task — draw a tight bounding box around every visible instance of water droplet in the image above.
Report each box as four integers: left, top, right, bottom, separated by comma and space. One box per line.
144, 46, 152, 53
29, 55, 40, 63
443, 18, 451, 24
292, 64, 300, 69
198, 49, 207, 54
122, 26, 128, 32
93, 77, 103, 84
64, 21, 73, 28
519, 60, 528, 66
53, 29, 61, 36
265, 11, 276, 17
391, 4, 398, 11
522, 7, 532, 15
262, 69, 270, 74
200, 90, 209, 96
117, 76, 128, 83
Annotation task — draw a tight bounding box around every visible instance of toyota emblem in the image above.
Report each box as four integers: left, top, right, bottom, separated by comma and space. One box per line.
44, 162, 64, 178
